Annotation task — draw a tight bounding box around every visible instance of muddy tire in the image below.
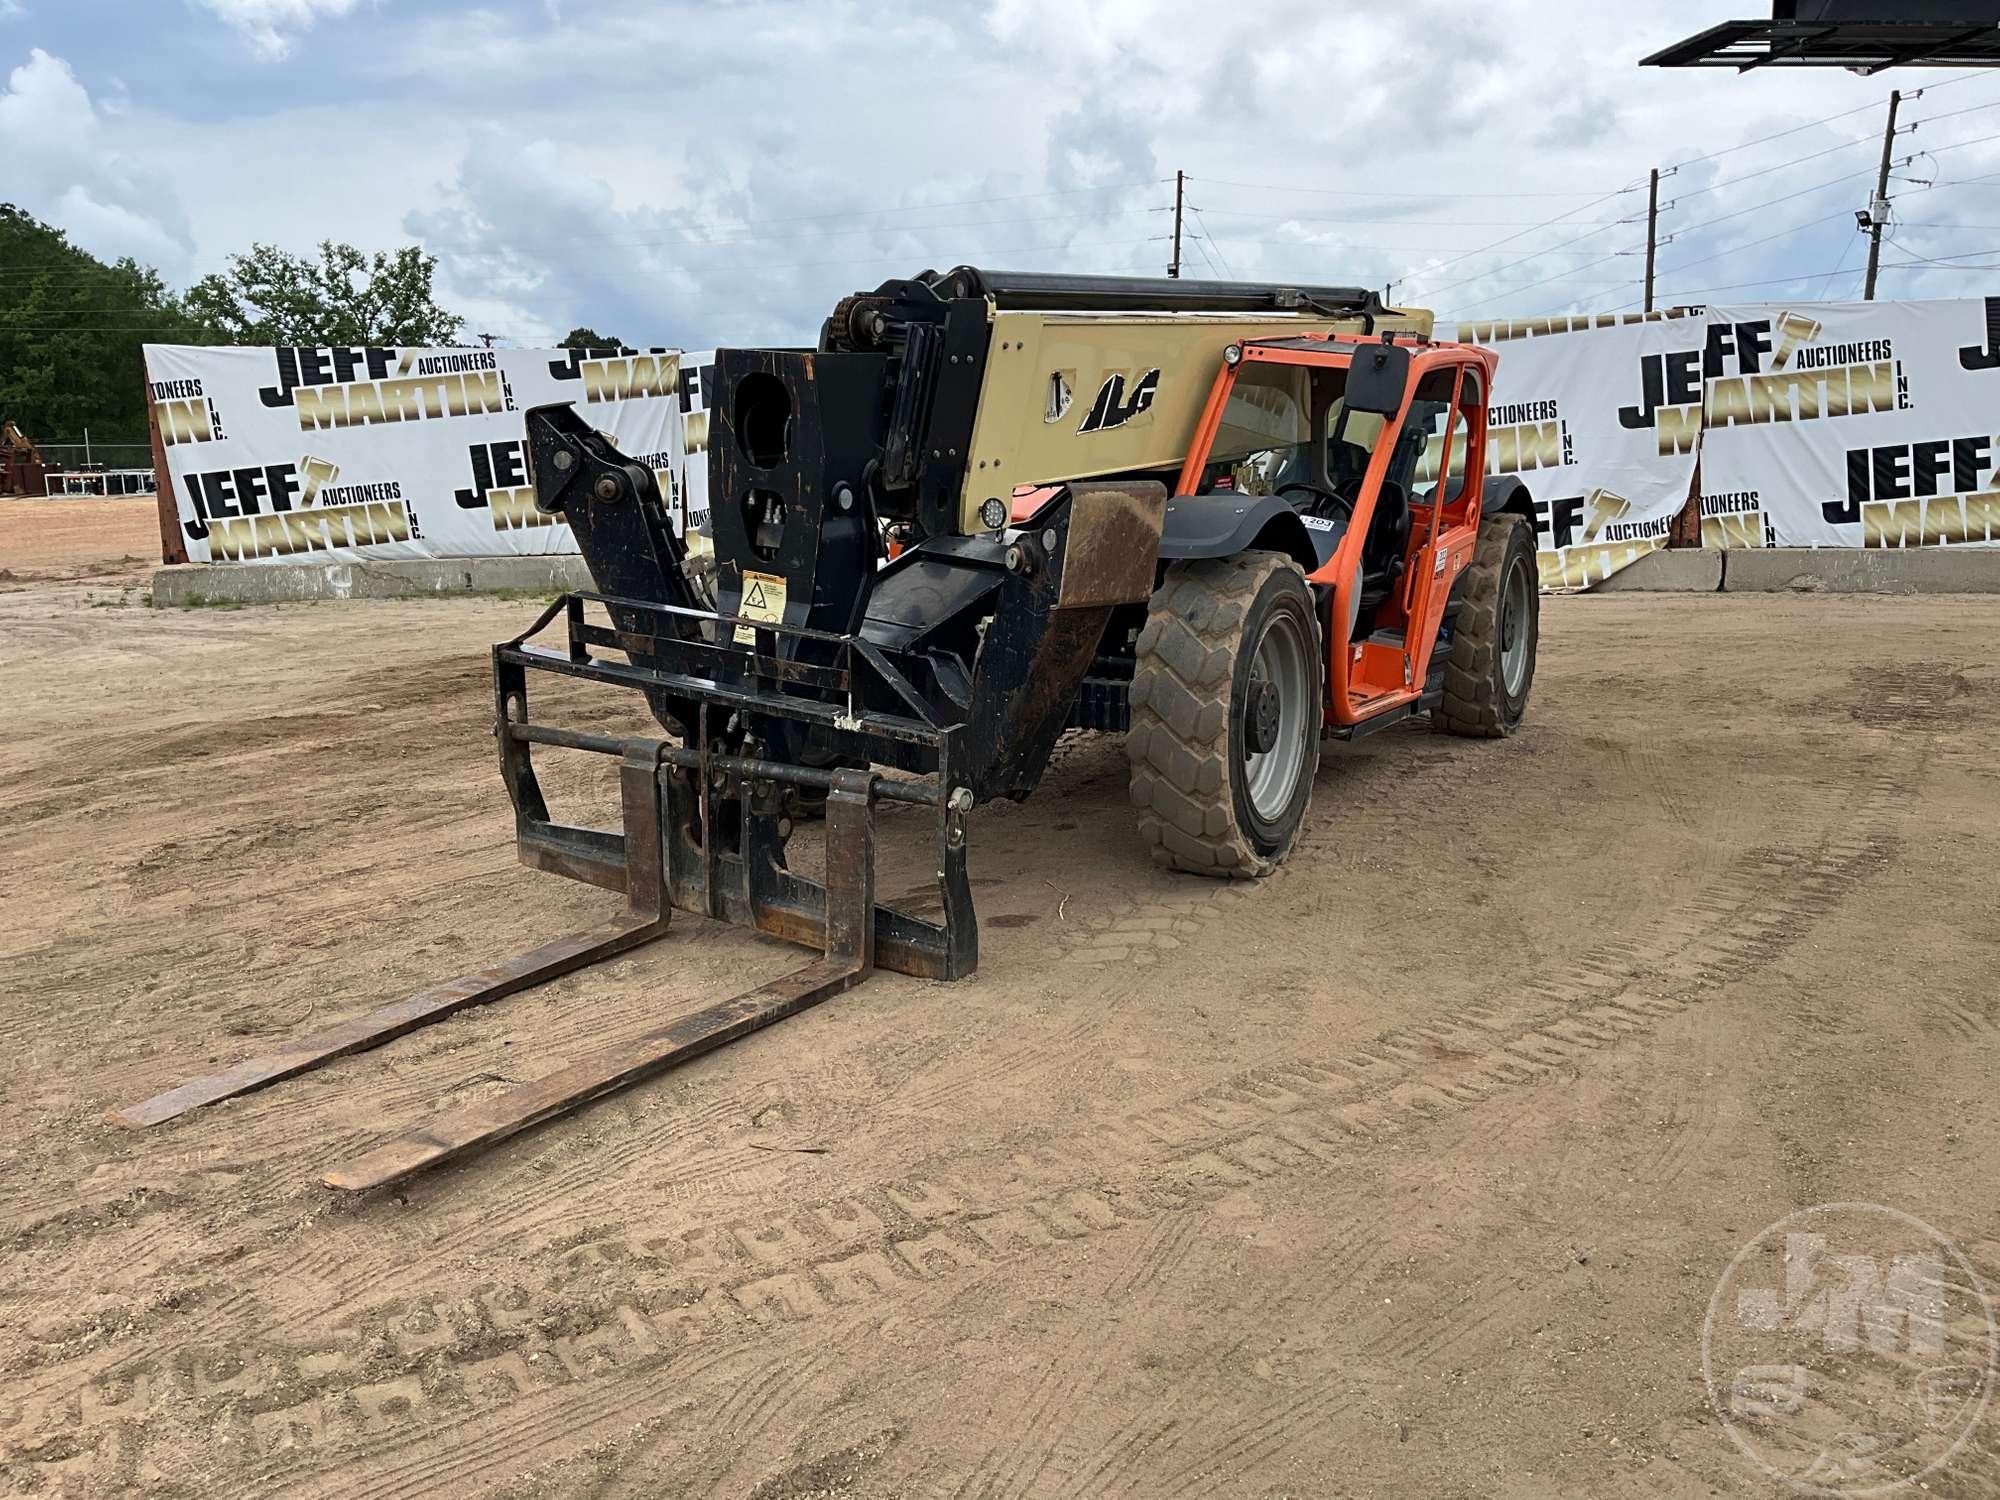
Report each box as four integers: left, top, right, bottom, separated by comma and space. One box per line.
1434, 514, 1537, 737
1127, 551, 1321, 878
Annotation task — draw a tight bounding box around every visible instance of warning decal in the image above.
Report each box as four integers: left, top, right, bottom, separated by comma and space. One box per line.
734, 568, 787, 645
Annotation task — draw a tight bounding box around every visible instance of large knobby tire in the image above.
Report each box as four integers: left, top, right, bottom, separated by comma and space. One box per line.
1127, 551, 1322, 878
1434, 514, 1538, 737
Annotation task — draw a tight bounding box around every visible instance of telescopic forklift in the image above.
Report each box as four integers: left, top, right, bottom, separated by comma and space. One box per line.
115, 269, 1539, 1190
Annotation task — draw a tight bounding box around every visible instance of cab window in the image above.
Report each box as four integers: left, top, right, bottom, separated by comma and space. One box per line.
1200, 362, 1311, 495
1391, 367, 1458, 505
1442, 369, 1482, 508
1324, 390, 1387, 502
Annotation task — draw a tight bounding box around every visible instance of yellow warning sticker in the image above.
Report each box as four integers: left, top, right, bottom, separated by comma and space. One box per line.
734, 569, 787, 645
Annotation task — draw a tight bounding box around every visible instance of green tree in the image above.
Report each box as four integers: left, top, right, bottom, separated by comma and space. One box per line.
185, 241, 465, 346
561, 326, 625, 350
0, 203, 207, 449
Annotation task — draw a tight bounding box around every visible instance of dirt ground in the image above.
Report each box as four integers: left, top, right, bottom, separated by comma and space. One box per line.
4, 496, 2000, 1498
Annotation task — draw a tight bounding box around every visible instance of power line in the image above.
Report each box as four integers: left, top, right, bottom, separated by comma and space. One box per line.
1165, 208, 1634, 229
1815, 234, 1862, 299
1188, 208, 1236, 279
1427, 81, 2000, 318
1883, 234, 2000, 268
1675, 132, 1879, 200
1901, 127, 2000, 163
0, 180, 1174, 277
1656, 72, 1998, 172
409, 205, 1176, 261
6, 234, 1178, 327
1408, 214, 1640, 302
1435, 246, 1637, 319
1662, 98, 1884, 171
1672, 166, 1875, 239
1396, 184, 1643, 295
1187, 175, 1619, 200
1620, 267, 1861, 307
1201, 237, 1625, 255
1880, 256, 2000, 270
1906, 95, 2000, 129
1650, 209, 1854, 280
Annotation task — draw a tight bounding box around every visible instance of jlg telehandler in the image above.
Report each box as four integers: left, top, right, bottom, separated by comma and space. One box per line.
116, 269, 1539, 1189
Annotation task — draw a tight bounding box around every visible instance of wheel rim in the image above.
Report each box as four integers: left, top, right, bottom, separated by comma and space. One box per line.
1500, 556, 1532, 698
1244, 608, 1311, 824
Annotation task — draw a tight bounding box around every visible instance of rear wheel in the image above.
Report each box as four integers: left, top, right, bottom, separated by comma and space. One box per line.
1127, 552, 1322, 877
1434, 514, 1538, 737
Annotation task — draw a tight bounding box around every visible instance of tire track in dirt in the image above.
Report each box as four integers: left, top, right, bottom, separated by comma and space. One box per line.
945, 1210, 1228, 1500
1057, 1219, 1383, 1500
9, 732, 1914, 1499
946, 1316, 1118, 1500
12, 659, 1958, 1497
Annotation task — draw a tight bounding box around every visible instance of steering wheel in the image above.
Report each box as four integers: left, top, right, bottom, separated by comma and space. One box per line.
1274, 480, 1349, 519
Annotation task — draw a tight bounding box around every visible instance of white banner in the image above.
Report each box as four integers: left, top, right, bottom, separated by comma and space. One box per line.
145, 344, 715, 564
1448, 311, 1707, 588
1701, 298, 2000, 551
148, 301, 1997, 581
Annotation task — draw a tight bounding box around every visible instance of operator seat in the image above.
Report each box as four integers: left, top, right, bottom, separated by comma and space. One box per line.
1327, 437, 1370, 511
1363, 424, 1426, 582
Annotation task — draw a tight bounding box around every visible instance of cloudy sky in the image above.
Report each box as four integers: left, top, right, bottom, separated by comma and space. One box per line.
6, 0, 2000, 347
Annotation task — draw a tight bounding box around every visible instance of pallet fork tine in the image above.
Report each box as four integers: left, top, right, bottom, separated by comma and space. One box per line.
110, 658, 957, 1190
321, 769, 877, 1192
108, 745, 676, 1132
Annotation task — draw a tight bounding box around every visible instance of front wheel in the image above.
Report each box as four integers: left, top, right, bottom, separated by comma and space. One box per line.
1127, 552, 1322, 877
1434, 514, 1538, 737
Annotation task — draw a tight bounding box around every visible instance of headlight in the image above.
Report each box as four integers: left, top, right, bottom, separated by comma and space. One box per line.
1223, 343, 1243, 366
979, 496, 1008, 531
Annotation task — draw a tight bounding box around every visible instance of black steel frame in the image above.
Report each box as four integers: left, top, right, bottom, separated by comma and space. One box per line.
496, 589, 977, 984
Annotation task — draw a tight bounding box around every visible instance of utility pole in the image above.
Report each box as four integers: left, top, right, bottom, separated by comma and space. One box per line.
1863, 88, 1901, 301
1168, 170, 1184, 279
1643, 168, 1660, 314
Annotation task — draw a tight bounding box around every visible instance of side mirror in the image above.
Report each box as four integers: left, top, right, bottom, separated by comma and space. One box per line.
1344, 340, 1411, 416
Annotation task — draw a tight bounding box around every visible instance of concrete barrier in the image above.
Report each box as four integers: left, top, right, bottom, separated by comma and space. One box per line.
1719, 547, 2000, 594
152, 556, 595, 607
1592, 549, 1723, 592
1582, 546, 2000, 595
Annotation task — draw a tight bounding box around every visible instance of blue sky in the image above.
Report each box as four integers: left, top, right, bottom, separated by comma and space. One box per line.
5, 1, 2000, 348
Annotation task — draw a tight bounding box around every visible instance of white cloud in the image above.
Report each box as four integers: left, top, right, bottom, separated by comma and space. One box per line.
192, 0, 366, 59
0, 1, 27, 23
0, 49, 193, 276
14, 0, 2000, 329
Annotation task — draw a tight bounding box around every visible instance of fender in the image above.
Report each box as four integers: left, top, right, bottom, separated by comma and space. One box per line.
1157, 492, 1324, 571
1484, 474, 1536, 530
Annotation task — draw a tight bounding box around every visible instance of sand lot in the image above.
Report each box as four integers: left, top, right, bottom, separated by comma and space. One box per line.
4, 496, 2000, 1497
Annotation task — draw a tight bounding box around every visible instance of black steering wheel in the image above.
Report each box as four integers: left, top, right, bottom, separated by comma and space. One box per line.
1274, 480, 1350, 519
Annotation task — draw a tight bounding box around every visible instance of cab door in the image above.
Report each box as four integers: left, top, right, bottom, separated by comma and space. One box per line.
1400, 360, 1487, 688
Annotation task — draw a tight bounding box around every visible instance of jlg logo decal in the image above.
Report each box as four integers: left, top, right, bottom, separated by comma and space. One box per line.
1078, 368, 1160, 433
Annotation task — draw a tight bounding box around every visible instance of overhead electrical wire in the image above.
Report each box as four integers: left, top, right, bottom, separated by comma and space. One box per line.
1162, 208, 1633, 229
1422, 73, 2000, 318
1188, 208, 1237, 279
1673, 133, 1878, 200
1187, 175, 1620, 200
1435, 246, 1637, 319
